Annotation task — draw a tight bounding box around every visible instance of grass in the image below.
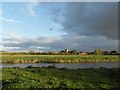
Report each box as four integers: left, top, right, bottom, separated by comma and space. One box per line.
1, 67, 120, 89
2, 55, 119, 64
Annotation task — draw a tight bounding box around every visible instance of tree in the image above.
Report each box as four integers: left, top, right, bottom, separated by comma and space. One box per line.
71, 49, 77, 54
110, 50, 119, 55
28, 50, 35, 55
94, 49, 103, 55
103, 51, 110, 55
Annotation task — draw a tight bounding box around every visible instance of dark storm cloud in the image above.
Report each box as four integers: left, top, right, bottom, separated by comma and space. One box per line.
48, 34, 118, 51
2, 2, 118, 52
52, 2, 118, 40
2, 34, 118, 52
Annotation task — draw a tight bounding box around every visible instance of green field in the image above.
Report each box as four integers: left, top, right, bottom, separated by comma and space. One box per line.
1, 67, 120, 89
1, 55, 119, 63
1, 55, 119, 89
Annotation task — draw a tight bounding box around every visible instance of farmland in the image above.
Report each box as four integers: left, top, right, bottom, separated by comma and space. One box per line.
1, 55, 119, 64
1, 67, 120, 89
1, 54, 119, 89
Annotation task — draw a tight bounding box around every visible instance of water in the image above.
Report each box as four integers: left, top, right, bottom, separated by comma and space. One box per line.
1, 62, 119, 69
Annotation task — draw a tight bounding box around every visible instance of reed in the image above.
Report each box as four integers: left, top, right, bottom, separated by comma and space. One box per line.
2, 55, 119, 64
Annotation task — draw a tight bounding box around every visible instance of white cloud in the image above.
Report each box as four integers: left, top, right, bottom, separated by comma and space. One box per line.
3, 40, 20, 45
1, 29, 118, 52
1, 31, 23, 41
33, 37, 60, 44
4, 46, 20, 50
1, 46, 20, 51
1, 31, 59, 51
0, 45, 20, 51
0, 17, 20, 23
0, 45, 3, 51
27, 2, 38, 16
30, 45, 49, 49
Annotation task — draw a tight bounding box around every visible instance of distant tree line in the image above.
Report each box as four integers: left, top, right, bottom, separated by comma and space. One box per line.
1, 49, 120, 55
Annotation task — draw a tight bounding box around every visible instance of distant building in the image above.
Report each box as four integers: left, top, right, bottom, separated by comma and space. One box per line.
65, 48, 69, 53
78, 52, 88, 55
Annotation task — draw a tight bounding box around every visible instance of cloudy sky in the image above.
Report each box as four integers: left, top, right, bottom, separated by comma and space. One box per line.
0, 2, 118, 52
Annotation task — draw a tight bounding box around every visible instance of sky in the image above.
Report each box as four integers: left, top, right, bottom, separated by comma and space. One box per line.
0, 1, 118, 52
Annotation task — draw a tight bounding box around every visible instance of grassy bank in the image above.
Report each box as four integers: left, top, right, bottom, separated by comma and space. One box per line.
2, 55, 119, 64
1, 67, 120, 89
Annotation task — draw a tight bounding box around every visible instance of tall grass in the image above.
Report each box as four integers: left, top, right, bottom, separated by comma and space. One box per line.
1, 55, 119, 63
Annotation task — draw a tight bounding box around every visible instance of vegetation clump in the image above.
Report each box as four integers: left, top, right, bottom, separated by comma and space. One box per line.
1, 67, 120, 89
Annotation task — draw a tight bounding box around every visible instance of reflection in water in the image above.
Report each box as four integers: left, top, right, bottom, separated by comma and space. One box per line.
1, 62, 119, 69
0, 81, 2, 87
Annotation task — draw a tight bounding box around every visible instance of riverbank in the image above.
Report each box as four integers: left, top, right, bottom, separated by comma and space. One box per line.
2, 55, 119, 64
1, 67, 120, 89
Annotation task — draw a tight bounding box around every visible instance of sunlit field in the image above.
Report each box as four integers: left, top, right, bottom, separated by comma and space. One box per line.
2, 55, 119, 64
